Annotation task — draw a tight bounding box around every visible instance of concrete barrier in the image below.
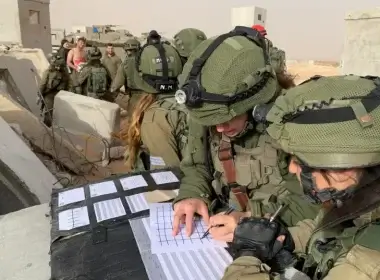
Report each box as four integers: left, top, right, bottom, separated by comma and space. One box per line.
0, 47, 49, 116
341, 7, 380, 76
0, 115, 60, 206
53, 91, 120, 143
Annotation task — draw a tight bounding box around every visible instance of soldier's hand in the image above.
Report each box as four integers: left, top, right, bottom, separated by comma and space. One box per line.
209, 211, 250, 242
172, 198, 209, 237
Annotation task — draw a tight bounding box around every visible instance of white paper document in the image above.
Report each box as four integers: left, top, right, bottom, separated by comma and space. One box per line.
58, 188, 85, 207
89, 181, 117, 197
58, 206, 90, 230
150, 171, 179, 185
94, 198, 126, 222
150, 156, 166, 166
150, 203, 227, 254
120, 175, 148, 190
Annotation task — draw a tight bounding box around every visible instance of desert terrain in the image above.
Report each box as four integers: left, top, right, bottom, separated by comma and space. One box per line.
288, 62, 340, 84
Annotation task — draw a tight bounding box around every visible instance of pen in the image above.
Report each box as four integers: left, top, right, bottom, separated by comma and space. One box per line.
269, 204, 284, 223
201, 207, 234, 239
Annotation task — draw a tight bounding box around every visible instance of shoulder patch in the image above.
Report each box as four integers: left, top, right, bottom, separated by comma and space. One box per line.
354, 222, 380, 251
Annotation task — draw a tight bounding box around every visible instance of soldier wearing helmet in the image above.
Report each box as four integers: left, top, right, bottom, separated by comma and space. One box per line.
110, 38, 142, 111
173, 28, 207, 64
117, 32, 186, 173
223, 75, 380, 280
75, 46, 111, 99
172, 26, 318, 240
39, 55, 70, 126
123, 37, 141, 58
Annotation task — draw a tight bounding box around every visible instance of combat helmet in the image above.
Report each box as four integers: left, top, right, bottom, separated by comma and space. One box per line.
260, 75, 380, 204
134, 38, 183, 94
173, 28, 207, 58
175, 26, 277, 126
124, 38, 141, 51
87, 46, 102, 61
262, 75, 380, 169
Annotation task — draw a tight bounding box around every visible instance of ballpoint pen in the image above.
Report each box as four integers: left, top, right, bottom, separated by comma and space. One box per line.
201, 207, 234, 239
269, 204, 284, 223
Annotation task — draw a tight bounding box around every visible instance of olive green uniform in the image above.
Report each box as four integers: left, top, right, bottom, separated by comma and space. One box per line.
111, 38, 141, 113
173, 27, 318, 224
141, 97, 188, 169
101, 54, 122, 80
125, 37, 186, 171
223, 75, 380, 279
39, 59, 70, 126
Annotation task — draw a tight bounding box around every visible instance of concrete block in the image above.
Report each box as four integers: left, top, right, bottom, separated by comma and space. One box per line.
0, 204, 50, 280
53, 91, 120, 143
341, 7, 380, 76
0, 116, 60, 204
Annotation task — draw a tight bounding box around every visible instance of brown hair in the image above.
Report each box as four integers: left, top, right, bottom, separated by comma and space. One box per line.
107, 43, 113, 47
277, 71, 296, 89
118, 93, 157, 170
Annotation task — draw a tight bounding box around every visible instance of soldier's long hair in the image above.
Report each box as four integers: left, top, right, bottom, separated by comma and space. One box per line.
119, 93, 157, 170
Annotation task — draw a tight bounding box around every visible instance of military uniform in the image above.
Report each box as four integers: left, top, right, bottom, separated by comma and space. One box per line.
75, 46, 112, 99
101, 53, 121, 80
111, 38, 142, 112
223, 75, 380, 280
173, 26, 318, 224
128, 38, 186, 170
173, 28, 207, 64
39, 56, 70, 126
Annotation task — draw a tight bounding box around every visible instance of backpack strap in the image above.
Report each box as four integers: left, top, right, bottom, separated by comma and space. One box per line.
218, 134, 249, 211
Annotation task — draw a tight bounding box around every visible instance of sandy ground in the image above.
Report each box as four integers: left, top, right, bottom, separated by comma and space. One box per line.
288, 62, 340, 84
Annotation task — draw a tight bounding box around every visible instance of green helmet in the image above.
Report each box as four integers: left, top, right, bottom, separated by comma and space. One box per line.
175, 26, 277, 126
134, 42, 183, 94
265, 75, 380, 169
87, 46, 102, 60
173, 28, 207, 58
124, 38, 141, 51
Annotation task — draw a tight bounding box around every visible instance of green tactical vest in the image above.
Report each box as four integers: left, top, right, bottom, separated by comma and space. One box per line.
303, 205, 380, 280
210, 131, 287, 214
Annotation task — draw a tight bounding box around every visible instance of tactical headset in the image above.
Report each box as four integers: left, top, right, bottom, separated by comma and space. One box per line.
175, 26, 272, 108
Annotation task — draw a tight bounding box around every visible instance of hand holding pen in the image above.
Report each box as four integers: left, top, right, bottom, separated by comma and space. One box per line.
201, 207, 235, 239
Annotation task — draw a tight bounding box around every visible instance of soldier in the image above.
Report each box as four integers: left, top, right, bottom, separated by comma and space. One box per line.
75, 46, 112, 100
223, 75, 380, 280
171, 26, 318, 239
123, 38, 141, 59
173, 28, 207, 64
101, 43, 122, 80
39, 55, 70, 126
117, 35, 186, 171
110, 38, 141, 112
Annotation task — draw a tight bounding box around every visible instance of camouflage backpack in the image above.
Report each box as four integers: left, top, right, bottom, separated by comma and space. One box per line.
269, 46, 286, 73
87, 66, 108, 96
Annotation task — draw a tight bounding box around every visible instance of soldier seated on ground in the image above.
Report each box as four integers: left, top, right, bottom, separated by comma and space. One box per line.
116, 33, 187, 172
171, 26, 319, 241
222, 75, 380, 280
74, 46, 112, 100
39, 55, 71, 127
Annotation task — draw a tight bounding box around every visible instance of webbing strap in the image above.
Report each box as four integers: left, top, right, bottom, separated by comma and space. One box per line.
218, 136, 249, 211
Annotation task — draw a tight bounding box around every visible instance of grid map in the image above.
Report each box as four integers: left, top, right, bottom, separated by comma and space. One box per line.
150, 203, 227, 254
